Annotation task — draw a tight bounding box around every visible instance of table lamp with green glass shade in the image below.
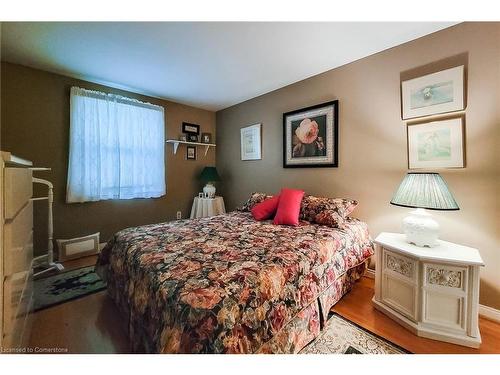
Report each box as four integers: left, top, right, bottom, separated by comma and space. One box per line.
200, 166, 221, 198
390, 172, 459, 247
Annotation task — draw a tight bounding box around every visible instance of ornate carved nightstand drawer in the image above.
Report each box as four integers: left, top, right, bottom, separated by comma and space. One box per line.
424, 263, 468, 292
383, 249, 416, 282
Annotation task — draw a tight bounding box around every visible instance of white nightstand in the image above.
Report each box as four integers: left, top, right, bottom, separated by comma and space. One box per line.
372, 232, 484, 348
190, 196, 226, 219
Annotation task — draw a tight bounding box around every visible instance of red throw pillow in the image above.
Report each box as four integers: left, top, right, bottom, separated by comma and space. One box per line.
273, 188, 305, 226
251, 195, 280, 221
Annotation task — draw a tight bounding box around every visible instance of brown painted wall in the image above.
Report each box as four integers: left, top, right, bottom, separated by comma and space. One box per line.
216, 23, 500, 309
1, 62, 216, 253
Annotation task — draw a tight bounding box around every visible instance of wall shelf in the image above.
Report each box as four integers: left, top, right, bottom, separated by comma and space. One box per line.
166, 139, 216, 156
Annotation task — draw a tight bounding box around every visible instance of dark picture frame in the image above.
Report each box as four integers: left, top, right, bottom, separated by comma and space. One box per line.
283, 100, 338, 168
201, 132, 212, 144
186, 146, 197, 160
187, 134, 199, 142
182, 122, 200, 135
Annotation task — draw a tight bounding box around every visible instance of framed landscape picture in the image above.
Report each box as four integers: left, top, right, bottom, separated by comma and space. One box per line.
401, 65, 465, 120
283, 100, 338, 168
407, 117, 464, 169
240, 123, 261, 161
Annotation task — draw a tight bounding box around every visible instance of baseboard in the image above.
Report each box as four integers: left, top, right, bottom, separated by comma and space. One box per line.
364, 268, 375, 279
479, 304, 500, 323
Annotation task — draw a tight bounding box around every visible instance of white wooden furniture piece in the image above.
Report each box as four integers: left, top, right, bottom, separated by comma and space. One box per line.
372, 232, 484, 348
1, 151, 34, 349
190, 196, 226, 219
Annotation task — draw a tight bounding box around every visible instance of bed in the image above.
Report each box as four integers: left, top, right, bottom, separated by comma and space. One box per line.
96, 210, 374, 353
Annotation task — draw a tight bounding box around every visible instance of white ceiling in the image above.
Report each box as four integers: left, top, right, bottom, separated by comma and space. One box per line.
1, 22, 456, 111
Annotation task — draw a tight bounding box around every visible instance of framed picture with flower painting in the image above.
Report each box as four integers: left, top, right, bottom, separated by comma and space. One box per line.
283, 100, 338, 168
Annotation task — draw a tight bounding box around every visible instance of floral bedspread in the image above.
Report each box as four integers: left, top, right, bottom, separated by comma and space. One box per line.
96, 211, 374, 353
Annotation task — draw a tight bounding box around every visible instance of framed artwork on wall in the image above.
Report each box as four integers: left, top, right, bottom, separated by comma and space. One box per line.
182, 122, 200, 134
283, 100, 338, 168
401, 65, 465, 120
186, 145, 197, 160
407, 117, 465, 169
201, 132, 212, 144
240, 123, 262, 160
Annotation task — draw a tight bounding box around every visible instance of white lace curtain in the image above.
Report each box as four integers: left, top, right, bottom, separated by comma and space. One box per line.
67, 87, 166, 203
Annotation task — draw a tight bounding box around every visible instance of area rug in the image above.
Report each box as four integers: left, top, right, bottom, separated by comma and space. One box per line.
34, 266, 107, 312
300, 313, 410, 354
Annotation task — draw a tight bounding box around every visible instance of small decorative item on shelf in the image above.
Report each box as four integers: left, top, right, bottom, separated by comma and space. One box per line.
182, 122, 200, 135
179, 135, 187, 142
198, 192, 204, 198
186, 146, 196, 160
188, 134, 199, 142
201, 132, 212, 144
200, 166, 220, 199
390, 172, 459, 247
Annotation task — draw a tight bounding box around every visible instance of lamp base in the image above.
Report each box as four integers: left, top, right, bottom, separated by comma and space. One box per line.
203, 183, 216, 199
402, 208, 440, 247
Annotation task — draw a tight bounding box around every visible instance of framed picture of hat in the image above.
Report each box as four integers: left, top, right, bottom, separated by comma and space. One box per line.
283, 100, 338, 168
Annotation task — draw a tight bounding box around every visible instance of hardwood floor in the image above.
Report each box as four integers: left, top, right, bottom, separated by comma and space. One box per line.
28, 257, 500, 354
29, 290, 130, 353
29, 256, 130, 353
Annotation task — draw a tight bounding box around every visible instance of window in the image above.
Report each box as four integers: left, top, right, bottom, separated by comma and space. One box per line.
67, 87, 165, 203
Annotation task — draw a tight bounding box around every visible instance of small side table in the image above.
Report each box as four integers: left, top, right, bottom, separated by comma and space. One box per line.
190, 196, 226, 219
372, 232, 484, 348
